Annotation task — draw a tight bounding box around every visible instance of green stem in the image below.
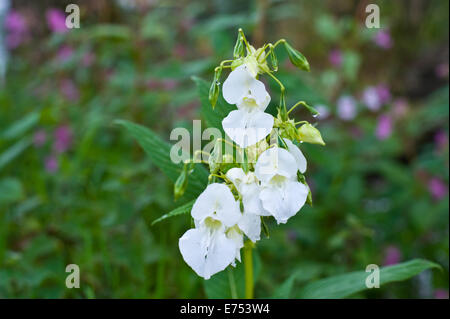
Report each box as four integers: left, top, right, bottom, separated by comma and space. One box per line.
244, 241, 254, 299
266, 71, 286, 119
228, 267, 238, 299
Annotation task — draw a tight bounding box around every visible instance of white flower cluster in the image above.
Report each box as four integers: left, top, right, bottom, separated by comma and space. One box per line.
178, 48, 312, 279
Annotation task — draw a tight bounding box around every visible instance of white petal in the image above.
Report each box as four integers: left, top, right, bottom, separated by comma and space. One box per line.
259, 181, 308, 224
222, 65, 253, 105
255, 147, 298, 184
179, 227, 237, 279
238, 212, 261, 242
283, 138, 307, 173
226, 226, 244, 264
226, 167, 246, 188
222, 110, 273, 148
191, 183, 241, 227
249, 78, 270, 110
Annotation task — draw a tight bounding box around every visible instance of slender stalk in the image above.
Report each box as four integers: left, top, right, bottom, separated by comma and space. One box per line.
244, 241, 254, 299
228, 267, 238, 299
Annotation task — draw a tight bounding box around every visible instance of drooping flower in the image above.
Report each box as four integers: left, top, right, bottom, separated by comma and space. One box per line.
178, 183, 242, 279
255, 147, 309, 224
226, 168, 265, 242
337, 95, 357, 121
222, 64, 274, 148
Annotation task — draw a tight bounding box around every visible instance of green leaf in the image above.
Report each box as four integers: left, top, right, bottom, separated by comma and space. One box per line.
0, 137, 32, 170
272, 272, 298, 299
151, 199, 194, 226
193, 76, 235, 134
203, 250, 261, 298
114, 120, 208, 199
1, 112, 39, 140
297, 259, 441, 299
0, 178, 24, 205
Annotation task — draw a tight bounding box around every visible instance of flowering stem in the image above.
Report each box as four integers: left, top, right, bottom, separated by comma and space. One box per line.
266, 71, 287, 119
238, 28, 252, 52
244, 240, 254, 299
227, 267, 238, 299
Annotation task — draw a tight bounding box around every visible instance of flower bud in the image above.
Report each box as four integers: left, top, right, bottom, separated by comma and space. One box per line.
298, 123, 325, 145
284, 41, 310, 72
174, 168, 188, 201
233, 35, 245, 58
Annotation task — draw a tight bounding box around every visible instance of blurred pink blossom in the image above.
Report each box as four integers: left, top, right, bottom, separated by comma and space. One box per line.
60, 79, 79, 101
45, 156, 59, 173
434, 130, 448, 152
337, 95, 357, 121
362, 86, 381, 111
57, 45, 74, 62
435, 63, 449, 78
376, 84, 391, 104
53, 125, 73, 153
375, 114, 392, 140
393, 98, 409, 118
33, 130, 47, 147
4, 10, 28, 49
328, 49, 342, 67
383, 245, 402, 265
434, 289, 449, 299
315, 104, 330, 120
373, 29, 393, 49
82, 52, 95, 67
428, 177, 448, 201
46, 8, 68, 33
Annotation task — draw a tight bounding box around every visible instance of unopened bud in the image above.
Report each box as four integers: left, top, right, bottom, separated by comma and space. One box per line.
298, 123, 325, 146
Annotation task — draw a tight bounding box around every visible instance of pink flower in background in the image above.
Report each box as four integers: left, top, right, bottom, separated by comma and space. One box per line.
57, 45, 74, 62
328, 49, 342, 67
4, 10, 28, 49
434, 289, 449, 299
337, 95, 357, 121
315, 104, 330, 120
45, 156, 59, 173
362, 86, 381, 111
428, 177, 448, 201
60, 78, 79, 101
53, 125, 73, 153
393, 98, 409, 118
373, 29, 393, 49
82, 52, 95, 67
33, 130, 47, 147
383, 245, 402, 265
435, 63, 449, 78
46, 8, 68, 33
434, 130, 448, 152
376, 84, 391, 104
375, 114, 392, 140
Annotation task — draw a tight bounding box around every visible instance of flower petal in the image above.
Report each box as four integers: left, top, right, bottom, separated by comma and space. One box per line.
191, 183, 241, 227
255, 147, 298, 184
222, 65, 253, 105
283, 138, 307, 173
179, 227, 238, 279
259, 181, 308, 224
222, 110, 274, 148
238, 212, 261, 242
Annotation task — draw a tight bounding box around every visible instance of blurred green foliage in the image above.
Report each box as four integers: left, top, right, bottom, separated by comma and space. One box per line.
0, 0, 448, 298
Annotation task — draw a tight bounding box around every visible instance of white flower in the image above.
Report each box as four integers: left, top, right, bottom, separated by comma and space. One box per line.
178, 183, 242, 279
255, 147, 309, 224
226, 167, 266, 242
283, 138, 307, 174
222, 65, 274, 148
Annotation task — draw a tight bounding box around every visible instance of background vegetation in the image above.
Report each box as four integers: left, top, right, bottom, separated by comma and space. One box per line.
0, 0, 448, 298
